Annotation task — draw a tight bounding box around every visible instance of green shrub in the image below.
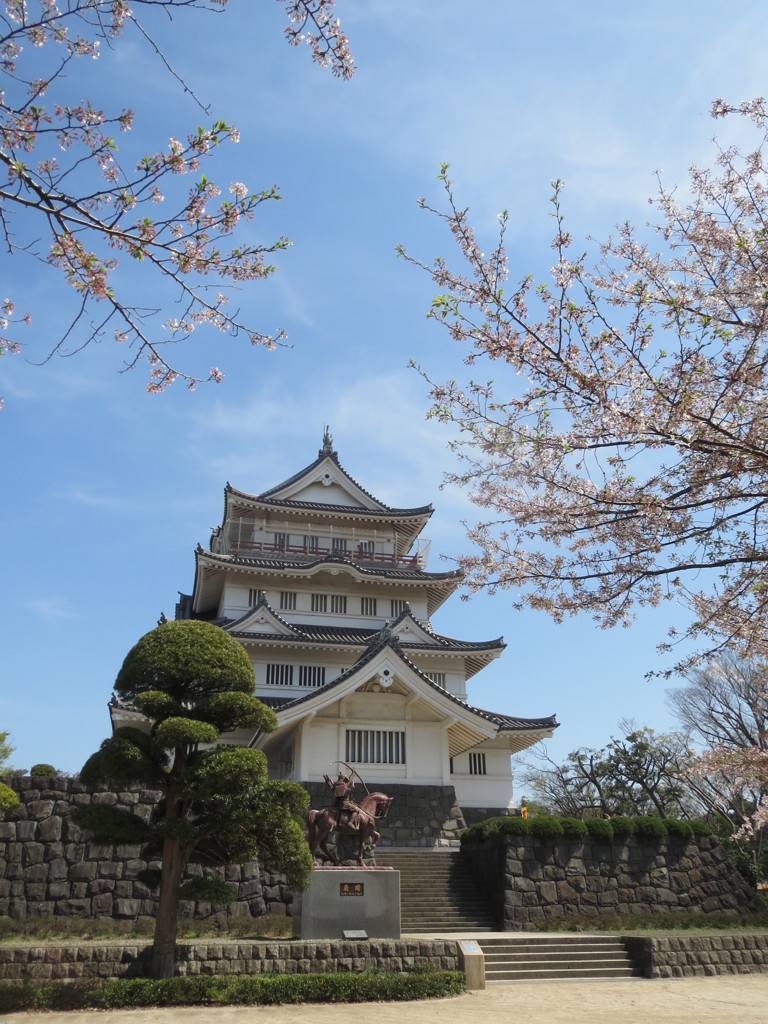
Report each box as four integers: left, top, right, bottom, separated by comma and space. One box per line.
459, 822, 485, 844
29, 763, 57, 778
497, 816, 531, 836
0, 781, 18, 813
663, 819, 695, 841
585, 818, 614, 843
462, 815, 532, 842
0, 970, 466, 1012
528, 815, 564, 841
688, 819, 712, 836
559, 817, 588, 840
632, 816, 667, 840
608, 815, 634, 841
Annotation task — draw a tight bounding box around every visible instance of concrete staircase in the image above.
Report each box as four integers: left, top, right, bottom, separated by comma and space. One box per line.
478, 935, 640, 982
374, 849, 495, 932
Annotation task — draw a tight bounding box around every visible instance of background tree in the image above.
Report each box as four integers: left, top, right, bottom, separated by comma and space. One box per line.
671, 653, 768, 878
0, 730, 19, 814
400, 99, 768, 670
1, 1, 352, 398
72, 620, 312, 979
522, 725, 693, 820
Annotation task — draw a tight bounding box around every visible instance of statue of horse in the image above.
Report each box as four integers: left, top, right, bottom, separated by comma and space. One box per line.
307, 791, 393, 866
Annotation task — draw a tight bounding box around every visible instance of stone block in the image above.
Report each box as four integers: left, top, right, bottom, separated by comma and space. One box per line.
29, 800, 55, 819
39, 817, 63, 842
47, 881, 72, 899
70, 862, 97, 882
114, 899, 142, 918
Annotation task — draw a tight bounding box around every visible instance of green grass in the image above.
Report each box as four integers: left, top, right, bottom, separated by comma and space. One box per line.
0, 913, 293, 944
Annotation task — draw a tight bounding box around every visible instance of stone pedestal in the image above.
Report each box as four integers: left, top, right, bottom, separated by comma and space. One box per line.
294, 867, 400, 939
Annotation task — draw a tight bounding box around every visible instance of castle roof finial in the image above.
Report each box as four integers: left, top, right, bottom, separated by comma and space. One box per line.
320, 425, 338, 460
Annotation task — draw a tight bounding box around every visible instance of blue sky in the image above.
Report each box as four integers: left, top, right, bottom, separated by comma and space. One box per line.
3, 1, 767, 778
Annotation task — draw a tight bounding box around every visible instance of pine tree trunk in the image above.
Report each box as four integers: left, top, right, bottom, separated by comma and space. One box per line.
149, 839, 187, 979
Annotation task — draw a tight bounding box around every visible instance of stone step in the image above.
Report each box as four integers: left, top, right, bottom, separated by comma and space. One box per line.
375, 849, 495, 932
481, 938, 628, 952
486, 965, 638, 982
484, 951, 632, 966
478, 936, 640, 982
484, 947, 629, 961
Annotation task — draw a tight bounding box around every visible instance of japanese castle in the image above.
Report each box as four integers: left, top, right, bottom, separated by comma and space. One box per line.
118, 431, 557, 817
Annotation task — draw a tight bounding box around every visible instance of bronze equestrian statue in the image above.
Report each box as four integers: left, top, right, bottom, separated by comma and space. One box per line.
306, 769, 393, 866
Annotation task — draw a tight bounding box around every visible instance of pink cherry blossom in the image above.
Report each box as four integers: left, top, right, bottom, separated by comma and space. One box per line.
0, 1, 352, 402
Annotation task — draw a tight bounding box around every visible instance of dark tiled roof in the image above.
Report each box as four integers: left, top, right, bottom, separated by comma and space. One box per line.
473, 708, 559, 732
197, 547, 460, 584
224, 601, 502, 653
222, 445, 433, 521
251, 450, 389, 509
257, 696, 297, 710
227, 493, 433, 519
270, 628, 554, 735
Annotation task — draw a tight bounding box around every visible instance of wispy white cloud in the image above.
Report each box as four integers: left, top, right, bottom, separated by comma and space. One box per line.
26, 598, 79, 620
62, 487, 137, 511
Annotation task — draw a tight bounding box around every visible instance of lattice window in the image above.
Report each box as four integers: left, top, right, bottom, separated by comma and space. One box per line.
279, 591, 297, 611
361, 597, 377, 617
358, 540, 375, 558
469, 752, 487, 776
311, 593, 328, 613
266, 664, 294, 686
331, 595, 347, 614
273, 532, 288, 551
346, 729, 406, 765
425, 671, 446, 687
298, 665, 326, 688
331, 537, 348, 555
390, 600, 407, 617
248, 588, 264, 606
304, 534, 319, 554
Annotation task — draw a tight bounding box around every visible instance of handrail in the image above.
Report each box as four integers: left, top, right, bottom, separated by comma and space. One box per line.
227, 539, 423, 568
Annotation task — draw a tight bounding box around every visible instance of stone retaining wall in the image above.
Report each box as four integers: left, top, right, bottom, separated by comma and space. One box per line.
1, 777, 472, 921
0, 939, 460, 982
462, 835, 766, 929
626, 934, 768, 977
0, 776, 293, 923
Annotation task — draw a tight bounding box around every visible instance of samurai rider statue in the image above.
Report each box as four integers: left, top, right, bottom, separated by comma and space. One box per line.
306, 763, 394, 866
324, 771, 361, 830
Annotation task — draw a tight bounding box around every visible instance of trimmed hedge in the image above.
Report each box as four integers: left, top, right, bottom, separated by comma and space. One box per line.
609, 816, 635, 841
560, 817, 588, 839
664, 818, 695, 841
632, 816, 668, 840
529, 816, 563, 841
0, 970, 466, 1013
585, 818, 614, 843
461, 813, 712, 845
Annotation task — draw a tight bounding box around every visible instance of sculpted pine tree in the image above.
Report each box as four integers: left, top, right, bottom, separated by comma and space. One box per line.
0, 1, 352, 399
400, 99, 768, 671
72, 620, 312, 979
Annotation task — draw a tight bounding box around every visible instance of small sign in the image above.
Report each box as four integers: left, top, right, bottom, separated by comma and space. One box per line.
340, 882, 365, 897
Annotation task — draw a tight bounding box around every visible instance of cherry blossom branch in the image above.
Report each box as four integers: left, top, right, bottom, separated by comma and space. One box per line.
401, 103, 768, 669
0, 0, 352, 399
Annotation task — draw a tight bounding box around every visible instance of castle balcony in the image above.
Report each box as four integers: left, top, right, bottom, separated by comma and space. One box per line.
220, 533, 429, 570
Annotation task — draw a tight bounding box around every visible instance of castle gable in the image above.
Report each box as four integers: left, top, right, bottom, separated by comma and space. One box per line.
226, 600, 296, 638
